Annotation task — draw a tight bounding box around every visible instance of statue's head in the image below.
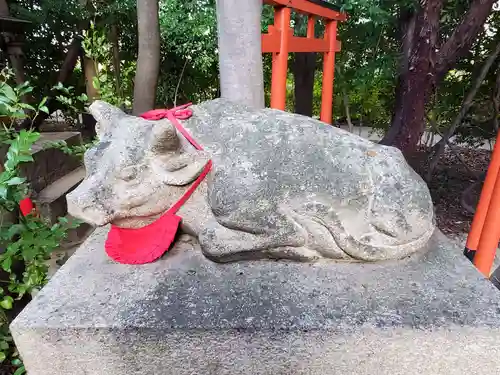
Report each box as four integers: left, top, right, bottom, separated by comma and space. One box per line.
66, 101, 209, 227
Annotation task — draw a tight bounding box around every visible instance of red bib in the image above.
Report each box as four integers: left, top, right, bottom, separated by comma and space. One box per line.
105, 213, 181, 265
104, 104, 211, 265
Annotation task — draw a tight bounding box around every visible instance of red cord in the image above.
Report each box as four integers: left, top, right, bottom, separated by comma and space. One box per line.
104, 103, 212, 264
140, 103, 211, 214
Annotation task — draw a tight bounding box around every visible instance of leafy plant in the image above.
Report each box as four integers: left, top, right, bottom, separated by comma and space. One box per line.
45, 138, 97, 160
0, 129, 79, 370
0, 72, 80, 372
82, 22, 134, 108
52, 82, 88, 124
0, 68, 50, 140
0, 324, 24, 374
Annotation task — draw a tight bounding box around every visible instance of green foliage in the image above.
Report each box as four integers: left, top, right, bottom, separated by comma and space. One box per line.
52, 82, 89, 125
0, 325, 24, 374
4, 0, 500, 145
45, 139, 97, 159
83, 22, 134, 108
0, 75, 79, 371
157, 0, 219, 105
329, 0, 401, 127
0, 69, 50, 135
0, 129, 79, 369
9, 0, 87, 104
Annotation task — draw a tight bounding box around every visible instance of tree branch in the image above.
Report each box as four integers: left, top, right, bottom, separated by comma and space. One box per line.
426, 39, 500, 180
436, 0, 495, 78
20, 37, 82, 130
492, 63, 500, 131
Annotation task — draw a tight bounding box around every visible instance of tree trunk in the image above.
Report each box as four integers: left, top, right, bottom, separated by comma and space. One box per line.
215, 0, 265, 109
292, 53, 316, 117
110, 24, 122, 99
342, 87, 353, 132
380, 1, 443, 151
383, 10, 415, 145
20, 38, 82, 130
492, 63, 500, 132
132, 0, 160, 115
383, 0, 495, 152
83, 57, 98, 101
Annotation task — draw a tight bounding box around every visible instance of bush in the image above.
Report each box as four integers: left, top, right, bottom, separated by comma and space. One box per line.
0, 69, 80, 374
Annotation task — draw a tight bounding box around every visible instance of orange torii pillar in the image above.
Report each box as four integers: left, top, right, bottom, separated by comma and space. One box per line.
261, 0, 347, 124
465, 128, 500, 284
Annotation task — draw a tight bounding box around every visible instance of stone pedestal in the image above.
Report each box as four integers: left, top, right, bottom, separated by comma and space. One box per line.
11, 228, 500, 375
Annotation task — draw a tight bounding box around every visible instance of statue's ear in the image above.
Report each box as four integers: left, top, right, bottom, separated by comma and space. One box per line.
152, 151, 210, 185
88, 101, 126, 138
147, 120, 210, 186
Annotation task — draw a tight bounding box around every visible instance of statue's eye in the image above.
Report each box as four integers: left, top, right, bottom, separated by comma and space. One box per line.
118, 166, 137, 182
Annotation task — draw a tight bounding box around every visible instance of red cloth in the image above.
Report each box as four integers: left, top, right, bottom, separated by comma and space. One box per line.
19, 197, 34, 216
104, 104, 212, 265
105, 213, 182, 265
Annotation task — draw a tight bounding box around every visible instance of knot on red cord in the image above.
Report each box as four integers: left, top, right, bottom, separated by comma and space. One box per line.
140, 103, 193, 121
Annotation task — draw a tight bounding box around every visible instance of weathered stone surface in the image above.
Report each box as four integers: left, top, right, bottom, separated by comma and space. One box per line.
11, 228, 500, 375
35, 167, 85, 224
67, 99, 434, 262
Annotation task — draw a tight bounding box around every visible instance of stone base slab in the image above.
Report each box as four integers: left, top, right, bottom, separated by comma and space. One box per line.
11, 228, 500, 375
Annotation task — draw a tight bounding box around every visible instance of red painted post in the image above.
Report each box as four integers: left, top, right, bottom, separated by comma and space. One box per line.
307, 15, 315, 38
320, 20, 337, 124
473, 170, 500, 276
466, 130, 500, 257
270, 7, 291, 110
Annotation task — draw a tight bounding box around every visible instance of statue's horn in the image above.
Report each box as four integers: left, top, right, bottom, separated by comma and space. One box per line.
149, 120, 179, 154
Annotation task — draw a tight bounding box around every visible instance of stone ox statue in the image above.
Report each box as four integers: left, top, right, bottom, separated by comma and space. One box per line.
67, 99, 435, 263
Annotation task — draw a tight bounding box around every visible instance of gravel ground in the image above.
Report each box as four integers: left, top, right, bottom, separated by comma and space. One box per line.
408, 146, 491, 236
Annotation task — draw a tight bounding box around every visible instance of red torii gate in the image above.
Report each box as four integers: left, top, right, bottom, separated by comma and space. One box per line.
465, 128, 500, 285
261, 0, 347, 124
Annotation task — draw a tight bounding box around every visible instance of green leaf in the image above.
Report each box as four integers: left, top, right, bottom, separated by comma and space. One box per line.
0, 341, 8, 350
39, 106, 49, 114
6, 177, 26, 186
10, 109, 26, 119
0, 84, 16, 102
13, 365, 25, 375
0, 186, 7, 200
58, 216, 69, 224
18, 103, 35, 111
0, 296, 13, 309
8, 142, 18, 155
18, 86, 33, 96
0, 351, 6, 362
11, 358, 22, 366
92, 76, 101, 90
4, 159, 15, 172
17, 154, 34, 163
17, 81, 30, 89
29, 134, 40, 144
6, 224, 23, 240
1, 257, 12, 272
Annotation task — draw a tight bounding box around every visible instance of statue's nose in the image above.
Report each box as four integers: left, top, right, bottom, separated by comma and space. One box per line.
66, 185, 110, 227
